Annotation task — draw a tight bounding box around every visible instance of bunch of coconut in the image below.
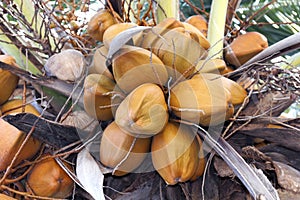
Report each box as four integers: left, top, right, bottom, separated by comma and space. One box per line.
80, 8, 266, 186
0, 55, 76, 199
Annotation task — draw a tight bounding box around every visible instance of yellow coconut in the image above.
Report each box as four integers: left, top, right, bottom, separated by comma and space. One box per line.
27, 156, 74, 198
1, 99, 40, 116
99, 121, 151, 176
103, 23, 138, 48
115, 83, 168, 137
151, 122, 200, 185
112, 45, 168, 93
0, 55, 20, 105
225, 32, 268, 67
83, 74, 123, 121
170, 73, 234, 126
88, 45, 114, 79
185, 15, 208, 37
87, 9, 118, 42
196, 73, 247, 105
150, 28, 207, 79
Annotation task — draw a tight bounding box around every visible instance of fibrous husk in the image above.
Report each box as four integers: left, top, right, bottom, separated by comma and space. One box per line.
83, 74, 123, 121
149, 28, 207, 79
87, 9, 118, 42
112, 45, 168, 93
99, 121, 151, 176
44, 49, 86, 82
0, 55, 20, 105
225, 31, 268, 67
103, 23, 138, 48
88, 45, 114, 79
61, 110, 98, 133
196, 73, 248, 105
185, 15, 208, 37
27, 156, 74, 198
151, 122, 204, 185
115, 83, 168, 138
170, 73, 234, 126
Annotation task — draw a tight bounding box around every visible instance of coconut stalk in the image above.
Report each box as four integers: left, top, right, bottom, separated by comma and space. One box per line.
207, 0, 228, 59
156, 0, 179, 23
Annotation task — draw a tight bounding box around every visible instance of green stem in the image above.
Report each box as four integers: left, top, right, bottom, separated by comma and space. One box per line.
156, 0, 179, 23
207, 0, 228, 59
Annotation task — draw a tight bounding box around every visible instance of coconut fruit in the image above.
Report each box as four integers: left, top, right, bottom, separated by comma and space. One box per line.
0, 55, 20, 105
170, 73, 234, 126
182, 22, 210, 50
103, 23, 138, 48
112, 45, 168, 93
1, 99, 40, 116
27, 156, 74, 198
140, 18, 184, 48
185, 15, 208, 37
151, 122, 203, 185
44, 49, 86, 82
115, 83, 168, 137
83, 74, 123, 121
190, 134, 206, 181
87, 9, 118, 42
0, 194, 17, 200
0, 99, 41, 171
195, 58, 227, 74
88, 45, 114, 79
225, 32, 268, 67
197, 73, 247, 105
149, 28, 207, 79
99, 121, 151, 176
0, 119, 41, 171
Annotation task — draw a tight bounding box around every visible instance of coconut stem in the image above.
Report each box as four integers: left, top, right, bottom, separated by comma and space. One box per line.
156, 0, 179, 23
207, 0, 228, 59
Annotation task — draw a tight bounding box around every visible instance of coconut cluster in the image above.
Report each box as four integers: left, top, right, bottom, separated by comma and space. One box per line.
83, 9, 256, 185
0, 56, 74, 199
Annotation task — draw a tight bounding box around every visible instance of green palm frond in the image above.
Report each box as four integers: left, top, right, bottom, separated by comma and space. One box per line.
235, 0, 300, 45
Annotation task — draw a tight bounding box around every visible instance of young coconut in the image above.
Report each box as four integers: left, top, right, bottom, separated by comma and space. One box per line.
83, 74, 123, 121
151, 122, 203, 185
149, 28, 208, 79
0, 100, 41, 171
27, 156, 74, 198
195, 58, 227, 74
0, 119, 41, 171
87, 9, 118, 42
112, 45, 168, 93
99, 121, 151, 176
181, 22, 210, 50
196, 73, 247, 105
225, 31, 268, 67
115, 83, 168, 137
88, 45, 114, 79
140, 18, 184, 48
1, 99, 40, 116
170, 73, 234, 126
102, 22, 138, 48
0, 194, 17, 200
185, 15, 208, 37
0, 55, 20, 105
